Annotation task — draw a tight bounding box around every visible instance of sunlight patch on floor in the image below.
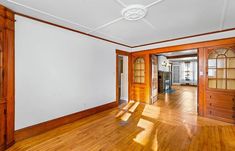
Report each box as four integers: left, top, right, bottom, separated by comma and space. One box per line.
142, 105, 160, 119
120, 112, 131, 122
133, 118, 154, 146
129, 102, 140, 112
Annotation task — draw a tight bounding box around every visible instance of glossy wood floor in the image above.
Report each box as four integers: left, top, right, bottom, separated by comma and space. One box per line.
8, 86, 235, 151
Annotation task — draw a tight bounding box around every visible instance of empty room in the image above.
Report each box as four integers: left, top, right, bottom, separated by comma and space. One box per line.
0, 0, 235, 151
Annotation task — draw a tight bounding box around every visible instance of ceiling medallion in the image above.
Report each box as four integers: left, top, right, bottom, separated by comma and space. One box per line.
121, 5, 147, 21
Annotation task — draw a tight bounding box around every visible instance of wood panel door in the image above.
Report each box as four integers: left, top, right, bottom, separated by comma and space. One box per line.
130, 54, 151, 104
205, 44, 235, 123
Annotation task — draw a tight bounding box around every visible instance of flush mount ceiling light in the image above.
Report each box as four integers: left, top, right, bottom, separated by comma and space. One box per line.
121, 5, 147, 21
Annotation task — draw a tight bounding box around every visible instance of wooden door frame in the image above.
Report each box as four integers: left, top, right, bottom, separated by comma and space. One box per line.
131, 37, 235, 116
116, 50, 131, 105
0, 5, 15, 150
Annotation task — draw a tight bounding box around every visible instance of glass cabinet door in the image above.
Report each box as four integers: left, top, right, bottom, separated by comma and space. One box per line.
208, 47, 235, 90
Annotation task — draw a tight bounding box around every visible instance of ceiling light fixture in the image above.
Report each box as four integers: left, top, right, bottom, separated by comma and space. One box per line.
121, 5, 147, 21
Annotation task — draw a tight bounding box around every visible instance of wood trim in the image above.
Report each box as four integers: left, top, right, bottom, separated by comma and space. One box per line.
15, 101, 117, 142
13, 10, 235, 50
0, 5, 15, 150
167, 54, 197, 59
15, 13, 132, 48
131, 37, 235, 55
116, 50, 130, 56
132, 28, 235, 48
12, 11, 235, 50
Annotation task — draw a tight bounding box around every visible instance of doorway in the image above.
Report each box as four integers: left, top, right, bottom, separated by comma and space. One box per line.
151, 49, 198, 114
117, 55, 129, 105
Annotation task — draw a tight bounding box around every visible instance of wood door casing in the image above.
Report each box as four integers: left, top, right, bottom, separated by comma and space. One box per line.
130, 54, 151, 104
204, 44, 235, 123
0, 5, 15, 150
0, 103, 6, 150
151, 55, 158, 103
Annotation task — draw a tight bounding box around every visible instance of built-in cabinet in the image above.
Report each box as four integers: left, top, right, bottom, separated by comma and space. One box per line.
205, 45, 235, 123
0, 5, 15, 150
130, 39, 235, 124
130, 54, 151, 104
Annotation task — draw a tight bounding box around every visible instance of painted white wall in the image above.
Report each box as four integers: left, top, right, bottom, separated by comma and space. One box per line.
120, 56, 128, 101
15, 15, 130, 130
158, 56, 170, 72
132, 30, 235, 51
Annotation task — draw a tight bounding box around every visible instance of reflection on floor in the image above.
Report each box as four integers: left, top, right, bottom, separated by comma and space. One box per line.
8, 86, 235, 151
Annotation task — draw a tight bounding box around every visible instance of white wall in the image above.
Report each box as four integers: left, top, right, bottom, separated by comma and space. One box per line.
120, 56, 128, 101
15, 15, 130, 130
158, 56, 170, 72
132, 30, 235, 51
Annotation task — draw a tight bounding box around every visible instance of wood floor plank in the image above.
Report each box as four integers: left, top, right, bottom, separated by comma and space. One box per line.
7, 86, 235, 151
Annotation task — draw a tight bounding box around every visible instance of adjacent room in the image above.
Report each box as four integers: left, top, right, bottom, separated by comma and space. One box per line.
0, 0, 235, 151
154, 50, 198, 114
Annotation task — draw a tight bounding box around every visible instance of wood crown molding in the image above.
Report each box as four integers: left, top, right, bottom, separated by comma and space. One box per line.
132, 28, 235, 48
14, 12, 132, 48
15, 101, 117, 142
131, 37, 235, 55
11, 10, 235, 49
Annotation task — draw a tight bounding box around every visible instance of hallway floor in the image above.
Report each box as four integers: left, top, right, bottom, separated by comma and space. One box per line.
8, 86, 235, 151
154, 86, 197, 114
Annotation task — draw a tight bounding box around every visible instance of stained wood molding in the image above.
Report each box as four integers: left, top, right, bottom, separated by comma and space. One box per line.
0, 5, 15, 150
15, 101, 117, 141
15, 13, 132, 48
116, 50, 130, 56
12, 11, 235, 49
131, 37, 235, 55
132, 28, 235, 48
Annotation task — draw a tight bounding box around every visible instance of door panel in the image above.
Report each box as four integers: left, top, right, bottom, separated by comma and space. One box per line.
205, 44, 235, 123
130, 54, 151, 104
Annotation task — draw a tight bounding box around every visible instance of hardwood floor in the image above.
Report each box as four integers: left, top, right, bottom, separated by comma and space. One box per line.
8, 86, 235, 151
154, 86, 197, 114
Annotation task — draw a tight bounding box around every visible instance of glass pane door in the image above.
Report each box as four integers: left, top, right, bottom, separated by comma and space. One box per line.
207, 48, 235, 90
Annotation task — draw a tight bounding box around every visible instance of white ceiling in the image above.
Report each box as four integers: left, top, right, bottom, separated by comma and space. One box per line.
1, 0, 235, 47
169, 57, 197, 62
159, 49, 197, 57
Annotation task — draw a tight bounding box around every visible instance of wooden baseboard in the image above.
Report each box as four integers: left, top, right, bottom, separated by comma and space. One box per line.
15, 101, 117, 141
